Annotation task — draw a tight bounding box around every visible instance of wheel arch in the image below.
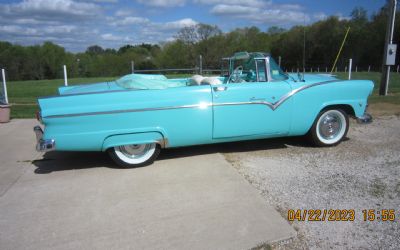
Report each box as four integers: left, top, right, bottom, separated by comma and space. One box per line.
302, 103, 354, 136
320, 104, 355, 117
101, 131, 167, 152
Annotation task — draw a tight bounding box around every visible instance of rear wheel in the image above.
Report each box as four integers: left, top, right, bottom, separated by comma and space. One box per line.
108, 143, 160, 168
308, 109, 349, 146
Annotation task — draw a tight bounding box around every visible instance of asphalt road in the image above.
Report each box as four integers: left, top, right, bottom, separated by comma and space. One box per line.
0, 119, 294, 250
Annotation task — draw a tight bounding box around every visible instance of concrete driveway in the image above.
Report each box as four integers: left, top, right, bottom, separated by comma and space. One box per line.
0, 119, 295, 250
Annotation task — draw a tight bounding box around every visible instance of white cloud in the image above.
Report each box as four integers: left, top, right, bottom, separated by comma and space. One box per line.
115, 9, 134, 16
0, 24, 77, 37
313, 12, 328, 21
0, 25, 38, 36
112, 16, 150, 26
2, 0, 102, 19
203, 0, 310, 26
195, 0, 267, 8
92, 0, 118, 3
136, 0, 186, 7
101, 33, 129, 41
77, 0, 118, 3
163, 18, 198, 29
211, 4, 259, 15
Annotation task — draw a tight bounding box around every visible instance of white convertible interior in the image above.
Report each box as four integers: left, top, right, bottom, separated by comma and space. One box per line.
115, 73, 223, 90
188, 75, 223, 86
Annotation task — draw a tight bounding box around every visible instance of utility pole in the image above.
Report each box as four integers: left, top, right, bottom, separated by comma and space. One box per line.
380, 0, 398, 96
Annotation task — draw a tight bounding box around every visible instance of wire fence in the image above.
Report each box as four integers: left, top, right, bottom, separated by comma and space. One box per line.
130, 56, 400, 75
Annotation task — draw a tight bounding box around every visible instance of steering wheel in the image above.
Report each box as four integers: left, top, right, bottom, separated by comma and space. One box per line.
227, 66, 244, 83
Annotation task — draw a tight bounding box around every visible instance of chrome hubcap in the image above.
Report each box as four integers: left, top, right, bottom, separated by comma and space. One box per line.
117, 144, 150, 159
319, 113, 342, 140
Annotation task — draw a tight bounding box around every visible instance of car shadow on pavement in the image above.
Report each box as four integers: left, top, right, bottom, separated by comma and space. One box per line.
32, 151, 116, 174
158, 136, 308, 160
32, 136, 310, 174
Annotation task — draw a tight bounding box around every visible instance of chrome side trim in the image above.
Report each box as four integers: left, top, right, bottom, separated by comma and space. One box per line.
271, 80, 339, 110
44, 103, 213, 119
43, 80, 341, 119
214, 80, 340, 111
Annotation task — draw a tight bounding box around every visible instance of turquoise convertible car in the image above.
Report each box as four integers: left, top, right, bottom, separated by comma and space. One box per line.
34, 52, 373, 167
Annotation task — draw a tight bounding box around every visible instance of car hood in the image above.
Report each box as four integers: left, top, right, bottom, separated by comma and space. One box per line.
58, 81, 123, 95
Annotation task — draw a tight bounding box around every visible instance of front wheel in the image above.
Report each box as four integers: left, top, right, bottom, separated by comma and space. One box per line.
308, 109, 349, 147
108, 143, 160, 168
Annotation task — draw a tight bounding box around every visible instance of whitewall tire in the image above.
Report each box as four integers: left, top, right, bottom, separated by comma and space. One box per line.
309, 109, 349, 146
108, 143, 160, 168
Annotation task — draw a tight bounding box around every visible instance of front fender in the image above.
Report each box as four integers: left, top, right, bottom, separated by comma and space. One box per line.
289, 80, 373, 136
102, 132, 165, 151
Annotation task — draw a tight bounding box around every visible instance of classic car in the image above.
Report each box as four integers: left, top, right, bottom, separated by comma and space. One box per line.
34, 52, 373, 167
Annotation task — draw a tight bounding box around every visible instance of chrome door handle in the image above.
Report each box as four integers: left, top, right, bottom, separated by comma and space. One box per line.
213, 86, 227, 92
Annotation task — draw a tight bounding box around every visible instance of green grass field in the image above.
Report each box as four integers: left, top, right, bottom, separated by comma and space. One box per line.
4, 72, 400, 118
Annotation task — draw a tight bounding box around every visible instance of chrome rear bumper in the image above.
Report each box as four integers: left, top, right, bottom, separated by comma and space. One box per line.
357, 113, 373, 124
34, 126, 55, 152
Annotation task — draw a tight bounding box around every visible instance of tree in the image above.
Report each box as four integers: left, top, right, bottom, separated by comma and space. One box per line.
197, 23, 222, 41
267, 26, 286, 35
175, 26, 198, 44
86, 45, 104, 55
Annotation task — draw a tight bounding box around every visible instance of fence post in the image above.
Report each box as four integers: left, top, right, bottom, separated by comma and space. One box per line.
326, 67, 328, 73
355, 66, 358, 72
63, 65, 68, 86
348, 59, 353, 80
1, 69, 8, 104
317, 67, 319, 72
131, 61, 135, 73
278, 56, 281, 67
311, 67, 313, 73
368, 65, 371, 72
199, 55, 203, 75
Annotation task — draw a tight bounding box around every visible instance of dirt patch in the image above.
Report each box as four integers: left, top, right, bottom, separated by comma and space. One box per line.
368, 103, 400, 117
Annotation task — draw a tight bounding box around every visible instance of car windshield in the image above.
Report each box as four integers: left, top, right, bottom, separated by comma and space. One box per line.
269, 57, 288, 81
226, 53, 288, 82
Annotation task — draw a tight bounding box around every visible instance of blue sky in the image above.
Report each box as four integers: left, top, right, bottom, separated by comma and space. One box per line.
0, 0, 387, 52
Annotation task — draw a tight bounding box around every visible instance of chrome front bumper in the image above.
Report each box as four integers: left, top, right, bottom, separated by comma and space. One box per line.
357, 113, 373, 124
34, 126, 55, 152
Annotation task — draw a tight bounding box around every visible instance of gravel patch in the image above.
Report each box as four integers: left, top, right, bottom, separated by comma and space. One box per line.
224, 116, 400, 250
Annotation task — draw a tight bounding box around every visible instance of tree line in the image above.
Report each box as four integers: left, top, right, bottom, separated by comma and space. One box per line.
0, 5, 398, 81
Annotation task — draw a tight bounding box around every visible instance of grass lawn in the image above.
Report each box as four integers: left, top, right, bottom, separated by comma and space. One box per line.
4, 72, 400, 118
